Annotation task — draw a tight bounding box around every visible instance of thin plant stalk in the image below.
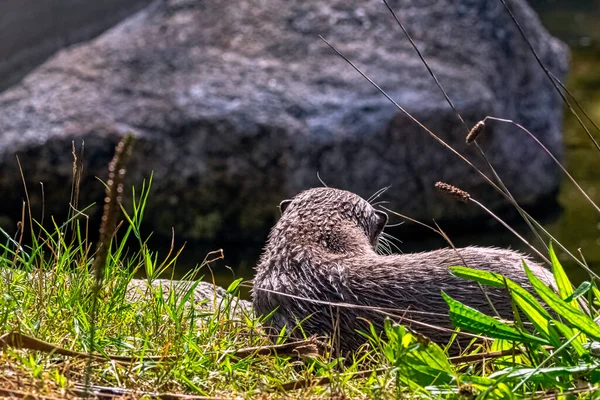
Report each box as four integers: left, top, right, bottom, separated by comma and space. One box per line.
551, 72, 600, 136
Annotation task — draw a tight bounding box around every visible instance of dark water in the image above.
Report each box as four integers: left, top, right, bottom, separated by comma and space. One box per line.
160, 1, 600, 295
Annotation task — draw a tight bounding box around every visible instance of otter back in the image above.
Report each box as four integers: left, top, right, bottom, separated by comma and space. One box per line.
252, 187, 556, 352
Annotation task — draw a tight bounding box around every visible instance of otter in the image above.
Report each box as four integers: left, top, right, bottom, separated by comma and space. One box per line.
252, 187, 556, 351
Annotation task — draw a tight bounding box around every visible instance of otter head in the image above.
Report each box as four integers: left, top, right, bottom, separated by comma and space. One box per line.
278, 187, 388, 251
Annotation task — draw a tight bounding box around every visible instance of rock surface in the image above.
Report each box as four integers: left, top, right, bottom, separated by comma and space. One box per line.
0, 0, 152, 91
126, 279, 251, 314
0, 0, 568, 242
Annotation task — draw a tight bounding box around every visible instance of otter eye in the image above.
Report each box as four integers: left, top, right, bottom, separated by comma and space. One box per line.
279, 199, 292, 215
374, 210, 388, 233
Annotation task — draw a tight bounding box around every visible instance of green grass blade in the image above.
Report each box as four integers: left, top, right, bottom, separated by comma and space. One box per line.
552, 320, 587, 356
226, 278, 243, 294
549, 242, 578, 310
449, 266, 507, 288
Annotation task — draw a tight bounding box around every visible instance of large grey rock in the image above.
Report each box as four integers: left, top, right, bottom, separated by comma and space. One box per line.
0, 0, 568, 242
0, 0, 152, 91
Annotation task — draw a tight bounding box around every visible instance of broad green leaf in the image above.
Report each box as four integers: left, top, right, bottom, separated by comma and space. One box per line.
145, 251, 154, 277
449, 266, 507, 288
561, 280, 592, 345
549, 242, 578, 310
382, 322, 418, 360
490, 362, 600, 381
458, 375, 515, 400
442, 291, 548, 345
383, 318, 398, 343
177, 280, 202, 314
592, 369, 600, 385
450, 266, 561, 345
401, 331, 412, 348
450, 266, 550, 319
564, 281, 592, 303
396, 360, 454, 389
524, 262, 600, 341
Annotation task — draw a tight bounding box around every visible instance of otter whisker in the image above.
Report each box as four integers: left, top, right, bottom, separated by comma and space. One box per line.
367, 185, 391, 204
376, 240, 389, 254
381, 231, 403, 244
376, 246, 390, 256
316, 171, 328, 188
376, 238, 393, 255
377, 237, 392, 254
384, 221, 404, 228
380, 234, 402, 253
386, 241, 402, 255
381, 242, 394, 255
380, 240, 401, 254
371, 200, 390, 207
379, 240, 399, 255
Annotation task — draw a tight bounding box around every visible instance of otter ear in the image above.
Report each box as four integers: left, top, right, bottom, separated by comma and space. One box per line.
375, 210, 388, 233
279, 199, 292, 215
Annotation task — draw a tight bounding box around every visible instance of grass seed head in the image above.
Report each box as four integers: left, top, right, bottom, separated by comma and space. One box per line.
466, 121, 485, 144
435, 182, 471, 203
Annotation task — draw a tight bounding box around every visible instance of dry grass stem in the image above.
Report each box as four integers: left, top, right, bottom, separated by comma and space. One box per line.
86, 133, 135, 391
93, 133, 136, 273
550, 71, 600, 135
382, 0, 470, 132
318, 35, 548, 238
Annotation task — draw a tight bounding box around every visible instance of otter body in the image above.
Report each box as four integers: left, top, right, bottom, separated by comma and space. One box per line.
252, 188, 555, 351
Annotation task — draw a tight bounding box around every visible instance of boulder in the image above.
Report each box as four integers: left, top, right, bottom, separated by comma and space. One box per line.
126, 279, 252, 315
0, 0, 152, 91
0, 0, 568, 242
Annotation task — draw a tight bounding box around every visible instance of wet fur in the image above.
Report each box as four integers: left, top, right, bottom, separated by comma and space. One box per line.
252, 187, 555, 351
